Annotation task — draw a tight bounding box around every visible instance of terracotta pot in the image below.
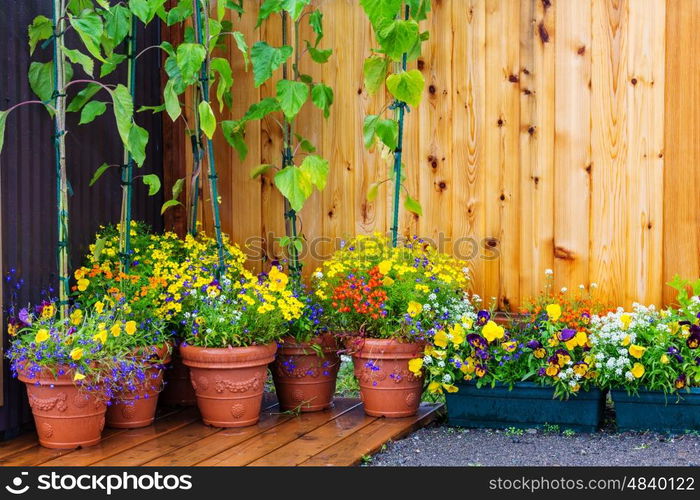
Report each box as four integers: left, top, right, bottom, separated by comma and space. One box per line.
180, 343, 277, 427
160, 346, 197, 406
271, 333, 340, 412
352, 338, 425, 418
106, 344, 171, 429
18, 367, 106, 449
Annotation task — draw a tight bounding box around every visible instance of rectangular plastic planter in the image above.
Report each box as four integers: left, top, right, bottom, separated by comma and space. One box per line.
445, 381, 605, 432
611, 388, 700, 433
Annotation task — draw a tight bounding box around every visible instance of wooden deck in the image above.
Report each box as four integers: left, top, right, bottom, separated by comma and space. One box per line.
0, 397, 442, 466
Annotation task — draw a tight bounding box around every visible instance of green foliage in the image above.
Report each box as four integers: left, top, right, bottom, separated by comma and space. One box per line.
104, 5, 131, 47
29, 61, 72, 104
69, 9, 105, 62
221, 120, 248, 160
363, 114, 398, 150
67, 83, 101, 112
276, 79, 308, 121
63, 46, 94, 76
89, 163, 113, 186
251, 42, 293, 88
127, 124, 149, 166
176, 42, 206, 84
299, 155, 329, 191
274, 165, 313, 212
78, 100, 106, 124
141, 173, 161, 195
404, 194, 423, 216
99, 53, 127, 77
311, 83, 333, 118
198, 101, 217, 139
163, 79, 181, 121
386, 69, 425, 107
363, 56, 389, 94
0, 110, 8, 155
28, 15, 53, 55
161, 177, 185, 214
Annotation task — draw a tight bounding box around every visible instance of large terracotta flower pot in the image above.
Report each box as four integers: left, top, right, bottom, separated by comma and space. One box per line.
106, 344, 171, 429
18, 367, 106, 449
352, 338, 425, 418
160, 346, 197, 406
180, 343, 277, 427
271, 333, 340, 412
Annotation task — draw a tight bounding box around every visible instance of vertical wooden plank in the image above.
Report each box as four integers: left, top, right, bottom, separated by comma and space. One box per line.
484, 0, 520, 310
553, 0, 592, 294
214, 3, 259, 268
259, 8, 286, 266
322, 0, 356, 255
418, 0, 452, 245
663, 0, 700, 303
452, 0, 486, 297
519, 0, 555, 301
625, 0, 665, 306
590, 0, 628, 306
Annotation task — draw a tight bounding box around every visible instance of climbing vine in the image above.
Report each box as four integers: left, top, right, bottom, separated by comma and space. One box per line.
229, 0, 334, 286
360, 0, 431, 246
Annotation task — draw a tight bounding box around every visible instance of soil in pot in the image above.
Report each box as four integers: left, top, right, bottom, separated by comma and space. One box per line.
351, 338, 424, 418
18, 367, 106, 449
180, 343, 277, 427
106, 344, 171, 429
272, 333, 340, 412
160, 346, 197, 406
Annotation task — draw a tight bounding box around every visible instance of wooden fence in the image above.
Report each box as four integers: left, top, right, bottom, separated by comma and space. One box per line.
171, 0, 700, 309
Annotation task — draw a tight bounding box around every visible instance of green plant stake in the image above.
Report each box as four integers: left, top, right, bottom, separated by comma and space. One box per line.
236, 1, 334, 288
360, 0, 431, 247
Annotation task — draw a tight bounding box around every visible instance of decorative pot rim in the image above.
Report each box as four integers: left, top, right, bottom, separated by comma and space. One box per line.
180, 342, 277, 369
351, 337, 425, 360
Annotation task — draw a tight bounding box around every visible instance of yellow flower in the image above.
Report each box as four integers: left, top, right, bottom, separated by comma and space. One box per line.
631, 363, 645, 378
73, 372, 86, 381
433, 330, 448, 348
70, 309, 83, 326
77, 278, 90, 292
70, 347, 84, 361
35, 329, 49, 343
620, 313, 632, 330
546, 363, 560, 377
461, 316, 474, 330
110, 324, 121, 337
125, 321, 137, 335
268, 267, 289, 292
628, 344, 646, 359
95, 301, 104, 314
383, 276, 394, 286
460, 357, 475, 374
450, 323, 465, 345
575, 331, 588, 347
93, 330, 107, 343
482, 320, 504, 343
41, 303, 56, 319
502, 341, 517, 352
428, 381, 442, 394
377, 260, 393, 275
546, 303, 562, 321
621, 335, 631, 347
407, 301, 423, 318
660, 354, 670, 364
442, 384, 458, 393
408, 358, 423, 375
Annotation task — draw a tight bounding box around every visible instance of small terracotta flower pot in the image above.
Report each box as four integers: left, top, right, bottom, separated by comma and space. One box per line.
106, 344, 171, 429
180, 343, 277, 427
272, 333, 340, 412
352, 338, 425, 418
18, 367, 106, 449
160, 346, 197, 406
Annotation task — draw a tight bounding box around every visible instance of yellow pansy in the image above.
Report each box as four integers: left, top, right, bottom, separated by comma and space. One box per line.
502, 341, 517, 352
461, 316, 474, 329
407, 301, 423, 318
460, 357, 476, 374
449, 323, 465, 345
70, 309, 83, 326
77, 278, 90, 292
93, 330, 107, 343
630, 363, 645, 378
428, 381, 442, 394
110, 324, 121, 337
408, 358, 423, 375
564, 338, 578, 351
620, 313, 632, 330
433, 330, 448, 348
621, 335, 631, 347
628, 344, 646, 359
35, 329, 50, 343
377, 260, 393, 275
95, 301, 104, 314
73, 372, 86, 381
70, 347, 84, 361
546, 303, 562, 321
125, 321, 137, 335
660, 354, 670, 364
482, 320, 504, 343
41, 303, 56, 319
574, 331, 588, 347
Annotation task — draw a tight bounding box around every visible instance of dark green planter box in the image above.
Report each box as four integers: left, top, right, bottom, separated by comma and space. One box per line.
611, 388, 700, 433
445, 381, 605, 432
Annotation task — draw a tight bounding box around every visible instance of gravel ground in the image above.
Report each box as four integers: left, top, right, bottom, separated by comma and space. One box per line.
369, 423, 700, 467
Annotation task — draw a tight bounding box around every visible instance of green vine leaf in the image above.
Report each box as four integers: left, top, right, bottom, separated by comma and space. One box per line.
363, 56, 389, 94
375, 118, 398, 150
282, 0, 311, 21
274, 165, 313, 212
360, 0, 403, 28
250, 164, 275, 178
63, 47, 94, 77
100, 52, 126, 77
407, 0, 432, 21
232, 31, 249, 70
257, 0, 284, 27
276, 79, 308, 121
363, 114, 380, 149
79, 100, 107, 125
211, 58, 234, 111
295, 133, 316, 152
308, 10, 324, 46
306, 42, 332, 64
67, 82, 101, 112
104, 5, 131, 47
172, 177, 185, 199
128, 124, 149, 166
89, 162, 113, 186
166, 0, 193, 26
130, 0, 165, 24
0, 110, 8, 155
377, 19, 420, 61
311, 83, 333, 118
386, 69, 425, 107
163, 79, 181, 121
28, 61, 73, 110
161, 199, 182, 214
112, 83, 134, 148
221, 120, 248, 160
198, 101, 217, 139
68, 0, 92, 15
250, 42, 293, 87
298, 155, 329, 190
176, 43, 206, 84
142, 174, 161, 195
367, 181, 380, 202
404, 194, 423, 216
28, 15, 53, 55
242, 98, 281, 122
69, 10, 105, 62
